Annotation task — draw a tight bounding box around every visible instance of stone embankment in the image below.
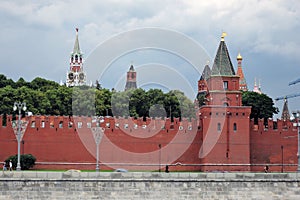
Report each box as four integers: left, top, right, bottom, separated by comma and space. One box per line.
0, 171, 300, 199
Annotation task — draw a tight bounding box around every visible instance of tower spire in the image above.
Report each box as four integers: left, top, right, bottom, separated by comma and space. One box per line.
253, 78, 262, 94
281, 98, 290, 121
236, 52, 248, 91
73, 28, 81, 54
211, 32, 235, 76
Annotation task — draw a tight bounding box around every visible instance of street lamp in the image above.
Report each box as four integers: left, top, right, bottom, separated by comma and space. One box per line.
292, 112, 300, 172
13, 102, 27, 171
91, 126, 104, 172
158, 144, 161, 172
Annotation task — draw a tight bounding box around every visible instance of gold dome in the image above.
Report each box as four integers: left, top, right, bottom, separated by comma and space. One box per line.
237, 52, 243, 60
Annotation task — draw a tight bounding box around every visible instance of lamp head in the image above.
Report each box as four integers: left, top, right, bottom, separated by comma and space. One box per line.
13, 102, 17, 111
23, 103, 27, 111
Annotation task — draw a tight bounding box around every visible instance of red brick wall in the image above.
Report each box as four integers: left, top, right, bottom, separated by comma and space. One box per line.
0, 114, 298, 172
250, 119, 297, 172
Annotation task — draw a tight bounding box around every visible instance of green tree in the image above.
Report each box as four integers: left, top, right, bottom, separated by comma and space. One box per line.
0, 86, 16, 114
111, 90, 130, 117
29, 77, 60, 92
15, 77, 29, 88
147, 89, 166, 118
242, 91, 278, 124
165, 90, 195, 119
5, 154, 36, 170
0, 74, 15, 88
95, 88, 112, 116
129, 88, 148, 118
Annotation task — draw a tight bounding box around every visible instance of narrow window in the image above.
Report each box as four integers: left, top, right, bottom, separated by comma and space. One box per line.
223, 81, 228, 90
233, 123, 237, 132
217, 123, 221, 131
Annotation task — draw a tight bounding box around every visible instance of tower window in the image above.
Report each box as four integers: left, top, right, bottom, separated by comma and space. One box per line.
233, 123, 237, 132
217, 123, 221, 132
223, 81, 228, 90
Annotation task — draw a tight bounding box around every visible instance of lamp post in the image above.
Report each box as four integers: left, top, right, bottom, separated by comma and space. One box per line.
292, 112, 300, 172
92, 127, 104, 172
281, 145, 284, 173
13, 102, 27, 171
158, 144, 161, 172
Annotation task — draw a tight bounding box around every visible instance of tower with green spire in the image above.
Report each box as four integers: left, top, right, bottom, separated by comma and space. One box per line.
205, 32, 242, 106
66, 28, 86, 87
198, 33, 252, 171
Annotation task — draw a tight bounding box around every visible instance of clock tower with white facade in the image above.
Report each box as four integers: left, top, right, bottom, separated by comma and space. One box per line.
66, 28, 86, 87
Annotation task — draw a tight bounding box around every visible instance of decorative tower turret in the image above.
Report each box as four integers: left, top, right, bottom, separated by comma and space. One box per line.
197, 63, 211, 106
281, 98, 290, 121
236, 53, 248, 91
253, 78, 262, 94
125, 64, 137, 91
66, 28, 86, 87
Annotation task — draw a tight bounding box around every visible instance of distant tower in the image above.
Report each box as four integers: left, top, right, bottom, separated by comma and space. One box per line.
253, 78, 262, 94
198, 62, 211, 93
66, 28, 86, 87
236, 53, 248, 91
125, 64, 137, 91
281, 98, 290, 121
197, 63, 211, 106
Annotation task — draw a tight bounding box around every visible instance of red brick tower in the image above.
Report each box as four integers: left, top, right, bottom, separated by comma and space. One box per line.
198, 63, 211, 94
199, 33, 252, 171
66, 28, 86, 87
236, 53, 248, 91
125, 64, 137, 91
281, 98, 290, 122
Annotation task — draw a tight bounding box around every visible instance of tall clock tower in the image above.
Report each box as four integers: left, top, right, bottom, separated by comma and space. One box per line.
66, 28, 86, 87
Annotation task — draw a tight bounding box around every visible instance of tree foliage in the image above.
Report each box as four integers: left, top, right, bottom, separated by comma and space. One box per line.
0, 74, 196, 119
242, 91, 278, 123
5, 154, 36, 170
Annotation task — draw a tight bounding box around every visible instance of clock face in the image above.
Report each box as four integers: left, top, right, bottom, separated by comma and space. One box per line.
79, 73, 85, 81
68, 72, 74, 80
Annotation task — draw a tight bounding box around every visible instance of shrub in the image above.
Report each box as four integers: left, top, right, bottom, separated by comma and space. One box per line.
5, 154, 36, 170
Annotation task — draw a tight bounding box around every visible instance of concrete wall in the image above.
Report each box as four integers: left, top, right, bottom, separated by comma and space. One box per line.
1, 172, 300, 199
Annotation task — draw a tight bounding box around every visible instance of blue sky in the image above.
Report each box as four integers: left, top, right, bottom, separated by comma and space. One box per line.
0, 0, 300, 118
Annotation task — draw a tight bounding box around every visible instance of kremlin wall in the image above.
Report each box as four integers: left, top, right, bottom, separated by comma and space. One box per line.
0, 30, 298, 172
0, 114, 298, 172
